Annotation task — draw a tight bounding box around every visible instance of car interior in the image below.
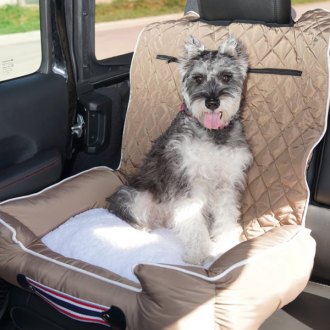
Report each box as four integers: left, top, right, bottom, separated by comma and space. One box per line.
0, 0, 329, 329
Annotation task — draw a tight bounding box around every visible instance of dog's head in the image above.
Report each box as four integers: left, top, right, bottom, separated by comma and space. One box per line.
179, 36, 248, 130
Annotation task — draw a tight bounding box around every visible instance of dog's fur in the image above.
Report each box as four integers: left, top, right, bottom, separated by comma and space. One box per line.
107, 36, 252, 265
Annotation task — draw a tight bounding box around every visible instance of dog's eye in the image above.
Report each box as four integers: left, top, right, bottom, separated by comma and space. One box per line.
221, 73, 232, 83
193, 75, 205, 84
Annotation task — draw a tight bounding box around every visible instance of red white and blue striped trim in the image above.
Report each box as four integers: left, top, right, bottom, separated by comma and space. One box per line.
25, 277, 111, 327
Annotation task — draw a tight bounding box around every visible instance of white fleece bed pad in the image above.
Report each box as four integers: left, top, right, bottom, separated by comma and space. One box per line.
42, 208, 239, 283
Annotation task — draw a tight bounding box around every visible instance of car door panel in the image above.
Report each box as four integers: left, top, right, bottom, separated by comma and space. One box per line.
0, 149, 62, 201
306, 117, 330, 283
71, 81, 129, 174
64, 0, 131, 174
0, 73, 69, 201
312, 124, 330, 206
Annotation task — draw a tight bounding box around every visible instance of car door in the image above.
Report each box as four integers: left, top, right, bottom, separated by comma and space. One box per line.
0, 0, 131, 201
0, 0, 76, 201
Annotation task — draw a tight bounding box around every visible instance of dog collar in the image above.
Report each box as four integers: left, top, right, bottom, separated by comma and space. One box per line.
180, 103, 191, 116
180, 102, 187, 112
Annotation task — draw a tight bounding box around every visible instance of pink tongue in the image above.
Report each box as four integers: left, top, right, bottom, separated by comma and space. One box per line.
203, 113, 222, 129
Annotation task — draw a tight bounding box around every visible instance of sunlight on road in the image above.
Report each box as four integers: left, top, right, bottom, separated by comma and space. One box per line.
94, 14, 182, 59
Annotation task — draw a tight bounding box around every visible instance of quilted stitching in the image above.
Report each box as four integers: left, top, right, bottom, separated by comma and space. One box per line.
121, 10, 330, 239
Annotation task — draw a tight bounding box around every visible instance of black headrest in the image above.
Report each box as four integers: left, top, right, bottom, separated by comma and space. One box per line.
196, 0, 292, 25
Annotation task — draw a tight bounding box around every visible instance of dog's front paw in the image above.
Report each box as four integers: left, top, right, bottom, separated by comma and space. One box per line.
182, 250, 212, 266
129, 221, 151, 232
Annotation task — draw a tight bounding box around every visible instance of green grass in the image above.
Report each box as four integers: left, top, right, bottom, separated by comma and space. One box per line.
0, 0, 328, 34
0, 5, 39, 34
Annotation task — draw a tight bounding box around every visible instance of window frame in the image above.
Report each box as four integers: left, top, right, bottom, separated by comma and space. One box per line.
64, 0, 131, 93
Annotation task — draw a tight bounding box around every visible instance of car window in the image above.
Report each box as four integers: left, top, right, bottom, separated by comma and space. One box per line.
0, 0, 41, 82
94, 0, 185, 60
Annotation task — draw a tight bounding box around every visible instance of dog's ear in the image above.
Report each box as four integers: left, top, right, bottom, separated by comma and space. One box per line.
219, 36, 247, 59
183, 36, 205, 58
219, 36, 249, 73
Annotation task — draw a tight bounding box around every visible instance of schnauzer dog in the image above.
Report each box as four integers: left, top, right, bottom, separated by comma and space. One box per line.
107, 36, 252, 265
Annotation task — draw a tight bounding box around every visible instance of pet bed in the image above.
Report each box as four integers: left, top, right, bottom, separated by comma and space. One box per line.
41, 208, 240, 283
42, 208, 191, 283
1, 8, 330, 330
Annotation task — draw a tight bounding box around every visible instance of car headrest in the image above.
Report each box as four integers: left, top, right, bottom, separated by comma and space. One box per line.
196, 0, 292, 25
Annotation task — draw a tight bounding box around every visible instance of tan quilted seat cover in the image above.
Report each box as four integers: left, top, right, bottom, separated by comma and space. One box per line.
121, 9, 330, 239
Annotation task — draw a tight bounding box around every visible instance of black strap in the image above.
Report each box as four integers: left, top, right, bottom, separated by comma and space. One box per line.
248, 67, 302, 76
156, 54, 302, 76
156, 54, 179, 63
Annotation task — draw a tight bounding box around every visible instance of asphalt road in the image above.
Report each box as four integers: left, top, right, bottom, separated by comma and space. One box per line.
1, 2, 330, 81
95, 14, 182, 58
95, 24, 141, 59
0, 30, 41, 81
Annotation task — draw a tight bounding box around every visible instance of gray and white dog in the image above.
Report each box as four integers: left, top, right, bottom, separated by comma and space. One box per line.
108, 36, 252, 265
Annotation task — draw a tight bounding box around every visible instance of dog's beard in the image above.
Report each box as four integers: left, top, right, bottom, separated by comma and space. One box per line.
190, 96, 241, 130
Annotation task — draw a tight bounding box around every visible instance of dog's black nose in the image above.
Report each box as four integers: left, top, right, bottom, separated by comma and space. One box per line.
205, 98, 220, 110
